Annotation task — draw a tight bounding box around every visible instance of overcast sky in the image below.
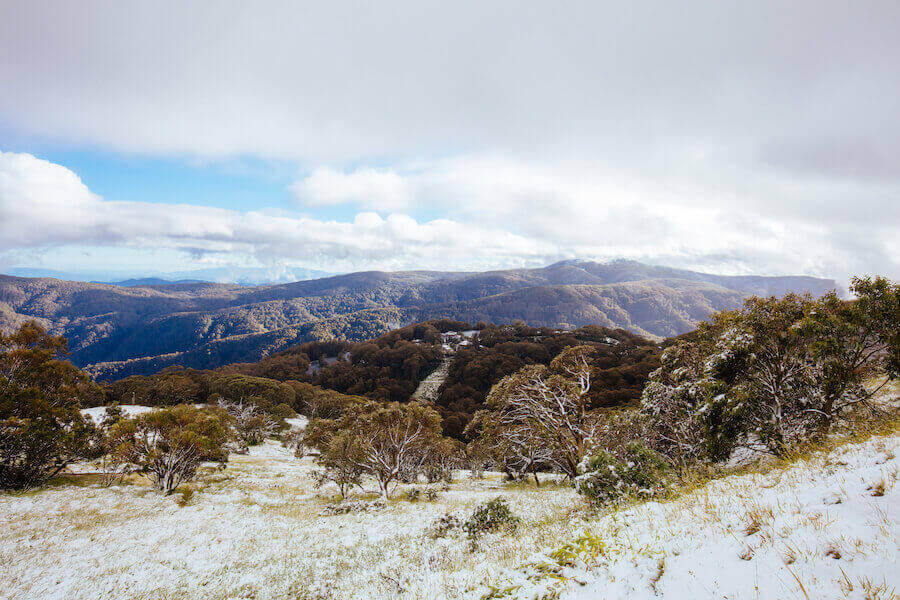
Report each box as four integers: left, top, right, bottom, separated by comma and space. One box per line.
1, 1, 898, 283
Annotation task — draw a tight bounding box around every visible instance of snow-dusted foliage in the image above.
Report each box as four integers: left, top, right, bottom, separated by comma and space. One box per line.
640, 338, 738, 463
643, 282, 900, 460
216, 398, 279, 450
463, 497, 520, 539
469, 346, 603, 480
574, 442, 670, 507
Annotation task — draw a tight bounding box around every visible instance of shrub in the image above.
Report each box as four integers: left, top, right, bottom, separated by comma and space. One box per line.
320, 499, 385, 515
0, 322, 98, 490
216, 398, 279, 447
464, 497, 520, 539
95, 404, 134, 486
427, 512, 463, 538
112, 404, 230, 495
405, 487, 439, 502
575, 442, 670, 507
310, 430, 365, 499
282, 428, 307, 458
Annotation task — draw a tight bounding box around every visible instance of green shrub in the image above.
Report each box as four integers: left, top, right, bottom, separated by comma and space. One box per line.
0, 322, 99, 490
575, 442, 670, 507
464, 497, 520, 539
111, 404, 230, 495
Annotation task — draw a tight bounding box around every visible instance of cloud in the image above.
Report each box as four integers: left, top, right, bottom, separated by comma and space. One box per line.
286, 156, 900, 282
0, 151, 558, 272
290, 167, 412, 210
1, 2, 898, 283
4, 151, 895, 284
2, 1, 899, 167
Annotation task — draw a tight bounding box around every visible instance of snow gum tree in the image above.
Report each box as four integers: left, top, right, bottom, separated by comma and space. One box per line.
0, 322, 98, 490
312, 429, 365, 498
215, 397, 279, 450
112, 404, 230, 494
305, 401, 443, 498
473, 345, 602, 479
642, 277, 900, 460
465, 408, 554, 484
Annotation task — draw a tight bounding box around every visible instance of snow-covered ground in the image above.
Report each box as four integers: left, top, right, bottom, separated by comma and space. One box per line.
80, 404, 157, 423
0, 432, 896, 600
487, 435, 899, 600
284, 415, 309, 430
0, 440, 579, 600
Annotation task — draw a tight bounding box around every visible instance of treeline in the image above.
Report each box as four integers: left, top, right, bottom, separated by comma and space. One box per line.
472, 277, 900, 505
94, 318, 658, 439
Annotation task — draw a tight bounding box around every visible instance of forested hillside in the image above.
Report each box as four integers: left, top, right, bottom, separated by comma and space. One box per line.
0, 260, 837, 379
93, 319, 657, 440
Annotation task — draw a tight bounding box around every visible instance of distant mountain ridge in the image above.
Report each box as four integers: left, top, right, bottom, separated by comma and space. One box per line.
106, 278, 209, 287
0, 260, 839, 379
5, 266, 337, 286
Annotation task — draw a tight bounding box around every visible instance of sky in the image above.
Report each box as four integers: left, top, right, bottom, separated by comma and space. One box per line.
1, 1, 898, 284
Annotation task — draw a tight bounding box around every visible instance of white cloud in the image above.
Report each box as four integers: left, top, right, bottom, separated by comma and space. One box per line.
287, 156, 900, 283
2, 2, 899, 166
290, 167, 412, 210
1, 2, 899, 283
0, 151, 558, 273
3, 151, 895, 284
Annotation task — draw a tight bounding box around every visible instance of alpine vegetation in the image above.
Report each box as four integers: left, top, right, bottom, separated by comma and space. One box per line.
1, 276, 898, 600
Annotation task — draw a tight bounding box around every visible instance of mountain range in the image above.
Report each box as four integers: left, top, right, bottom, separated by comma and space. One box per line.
4, 266, 337, 286
0, 259, 839, 380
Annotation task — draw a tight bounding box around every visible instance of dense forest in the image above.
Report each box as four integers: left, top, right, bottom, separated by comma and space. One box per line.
96, 318, 659, 439
434, 323, 659, 438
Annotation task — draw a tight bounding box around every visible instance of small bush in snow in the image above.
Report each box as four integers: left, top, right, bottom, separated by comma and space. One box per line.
464, 497, 520, 539
282, 428, 307, 458
427, 512, 464, 538
575, 442, 670, 507
405, 487, 438, 502
216, 398, 279, 447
